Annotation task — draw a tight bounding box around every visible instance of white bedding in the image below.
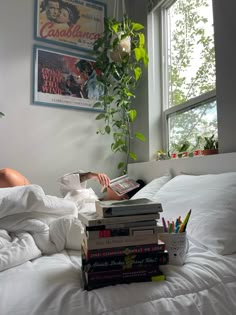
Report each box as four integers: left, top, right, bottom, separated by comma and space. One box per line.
0, 185, 81, 272
0, 240, 235, 315
1, 167, 236, 315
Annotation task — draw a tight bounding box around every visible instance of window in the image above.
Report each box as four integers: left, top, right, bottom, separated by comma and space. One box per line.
151, 0, 217, 154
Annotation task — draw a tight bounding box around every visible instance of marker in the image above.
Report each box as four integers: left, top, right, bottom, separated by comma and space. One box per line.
179, 209, 192, 233
175, 225, 180, 233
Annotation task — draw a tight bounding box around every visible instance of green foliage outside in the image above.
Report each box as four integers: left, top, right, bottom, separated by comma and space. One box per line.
93, 16, 148, 174
168, 0, 217, 154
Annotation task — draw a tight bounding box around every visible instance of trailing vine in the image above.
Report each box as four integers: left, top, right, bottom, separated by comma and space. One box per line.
92, 15, 149, 174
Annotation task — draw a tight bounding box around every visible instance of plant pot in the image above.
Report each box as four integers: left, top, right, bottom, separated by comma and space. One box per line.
109, 34, 131, 63
201, 149, 218, 156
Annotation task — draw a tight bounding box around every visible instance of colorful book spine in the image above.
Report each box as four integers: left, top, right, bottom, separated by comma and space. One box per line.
82, 241, 165, 259
82, 251, 169, 272
86, 225, 157, 239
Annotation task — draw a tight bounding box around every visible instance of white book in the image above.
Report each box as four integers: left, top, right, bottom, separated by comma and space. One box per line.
78, 211, 160, 227
95, 198, 163, 218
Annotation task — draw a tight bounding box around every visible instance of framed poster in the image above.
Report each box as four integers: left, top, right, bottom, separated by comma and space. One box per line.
34, 0, 106, 51
33, 45, 104, 111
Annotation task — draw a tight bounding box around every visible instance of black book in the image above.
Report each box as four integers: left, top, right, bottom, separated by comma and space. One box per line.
82, 248, 169, 272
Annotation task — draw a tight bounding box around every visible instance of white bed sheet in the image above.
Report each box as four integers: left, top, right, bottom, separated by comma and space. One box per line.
1, 239, 236, 315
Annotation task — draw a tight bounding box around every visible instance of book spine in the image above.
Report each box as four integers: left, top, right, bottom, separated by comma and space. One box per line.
85, 219, 157, 231
84, 265, 163, 283
82, 251, 169, 271
78, 212, 160, 227
86, 225, 157, 239
96, 204, 162, 218
83, 233, 158, 250
83, 242, 165, 259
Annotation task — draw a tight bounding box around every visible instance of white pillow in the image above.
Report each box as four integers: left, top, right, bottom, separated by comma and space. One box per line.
131, 174, 172, 200
154, 172, 236, 255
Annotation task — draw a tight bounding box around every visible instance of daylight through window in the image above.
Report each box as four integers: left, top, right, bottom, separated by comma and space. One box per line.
160, 0, 217, 154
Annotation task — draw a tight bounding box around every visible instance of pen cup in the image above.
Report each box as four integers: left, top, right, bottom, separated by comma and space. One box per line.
159, 232, 188, 265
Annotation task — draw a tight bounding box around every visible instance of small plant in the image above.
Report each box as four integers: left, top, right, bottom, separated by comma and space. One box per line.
155, 149, 169, 160
203, 134, 218, 150
170, 140, 192, 157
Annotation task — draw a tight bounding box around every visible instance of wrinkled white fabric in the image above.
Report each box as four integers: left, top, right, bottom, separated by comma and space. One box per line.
0, 185, 81, 271
0, 241, 236, 315
58, 171, 99, 207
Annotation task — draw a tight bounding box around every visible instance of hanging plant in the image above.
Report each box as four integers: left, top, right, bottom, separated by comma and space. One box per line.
93, 15, 149, 174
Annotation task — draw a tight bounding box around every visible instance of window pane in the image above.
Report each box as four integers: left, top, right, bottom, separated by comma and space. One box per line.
167, 0, 216, 107
168, 99, 217, 153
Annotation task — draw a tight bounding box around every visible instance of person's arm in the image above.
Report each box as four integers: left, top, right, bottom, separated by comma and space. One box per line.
80, 172, 110, 187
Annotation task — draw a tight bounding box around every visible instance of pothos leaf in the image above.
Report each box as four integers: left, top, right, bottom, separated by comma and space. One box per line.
95, 113, 106, 120
128, 110, 137, 122
105, 125, 111, 134
135, 132, 146, 141
129, 151, 137, 160
132, 23, 144, 31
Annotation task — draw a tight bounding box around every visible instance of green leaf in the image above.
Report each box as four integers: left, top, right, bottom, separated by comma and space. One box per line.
134, 67, 142, 80
132, 23, 144, 31
129, 151, 137, 160
139, 33, 145, 47
95, 113, 105, 120
111, 23, 120, 33
118, 162, 125, 169
134, 48, 142, 61
0, 112, 5, 117
93, 102, 102, 108
128, 110, 137, 122
111, 139, 125, 151
105, 125, 111, 134
135, 132, 146, 141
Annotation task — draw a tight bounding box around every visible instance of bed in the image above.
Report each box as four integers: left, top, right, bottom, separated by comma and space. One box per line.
1, 152, 236, 315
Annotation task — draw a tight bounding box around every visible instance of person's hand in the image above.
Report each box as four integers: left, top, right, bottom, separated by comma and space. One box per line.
90, 172, 110, 188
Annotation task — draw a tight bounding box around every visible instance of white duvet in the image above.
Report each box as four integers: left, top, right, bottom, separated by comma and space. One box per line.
1, 185, 236, 315
0, 185, 82, 272
0, 241, 235, 315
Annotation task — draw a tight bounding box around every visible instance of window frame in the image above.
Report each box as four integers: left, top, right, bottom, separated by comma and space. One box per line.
152, 0, 217, 152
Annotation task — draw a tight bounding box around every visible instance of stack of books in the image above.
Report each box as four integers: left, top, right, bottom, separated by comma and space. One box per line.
78, 198, 168, 290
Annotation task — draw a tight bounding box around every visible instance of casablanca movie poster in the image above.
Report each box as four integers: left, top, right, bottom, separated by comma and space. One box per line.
35, 0, 106, 51
33, 46, 104, 111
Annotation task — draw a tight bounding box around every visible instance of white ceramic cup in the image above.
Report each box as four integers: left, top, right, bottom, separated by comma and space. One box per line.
159, 232, 189, 265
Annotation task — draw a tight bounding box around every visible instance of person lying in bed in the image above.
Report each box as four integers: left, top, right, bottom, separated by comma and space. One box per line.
59, 171, 145, 201
0, 168, 144, 201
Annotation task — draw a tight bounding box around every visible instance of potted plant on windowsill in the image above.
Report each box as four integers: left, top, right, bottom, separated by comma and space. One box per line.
201, 134, 218, 155
92, 15, 149, 174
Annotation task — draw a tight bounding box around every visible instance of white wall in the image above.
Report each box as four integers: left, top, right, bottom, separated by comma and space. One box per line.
1, 0, 235, 195
212, 0, 236, 153
0, 0, 122, 196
